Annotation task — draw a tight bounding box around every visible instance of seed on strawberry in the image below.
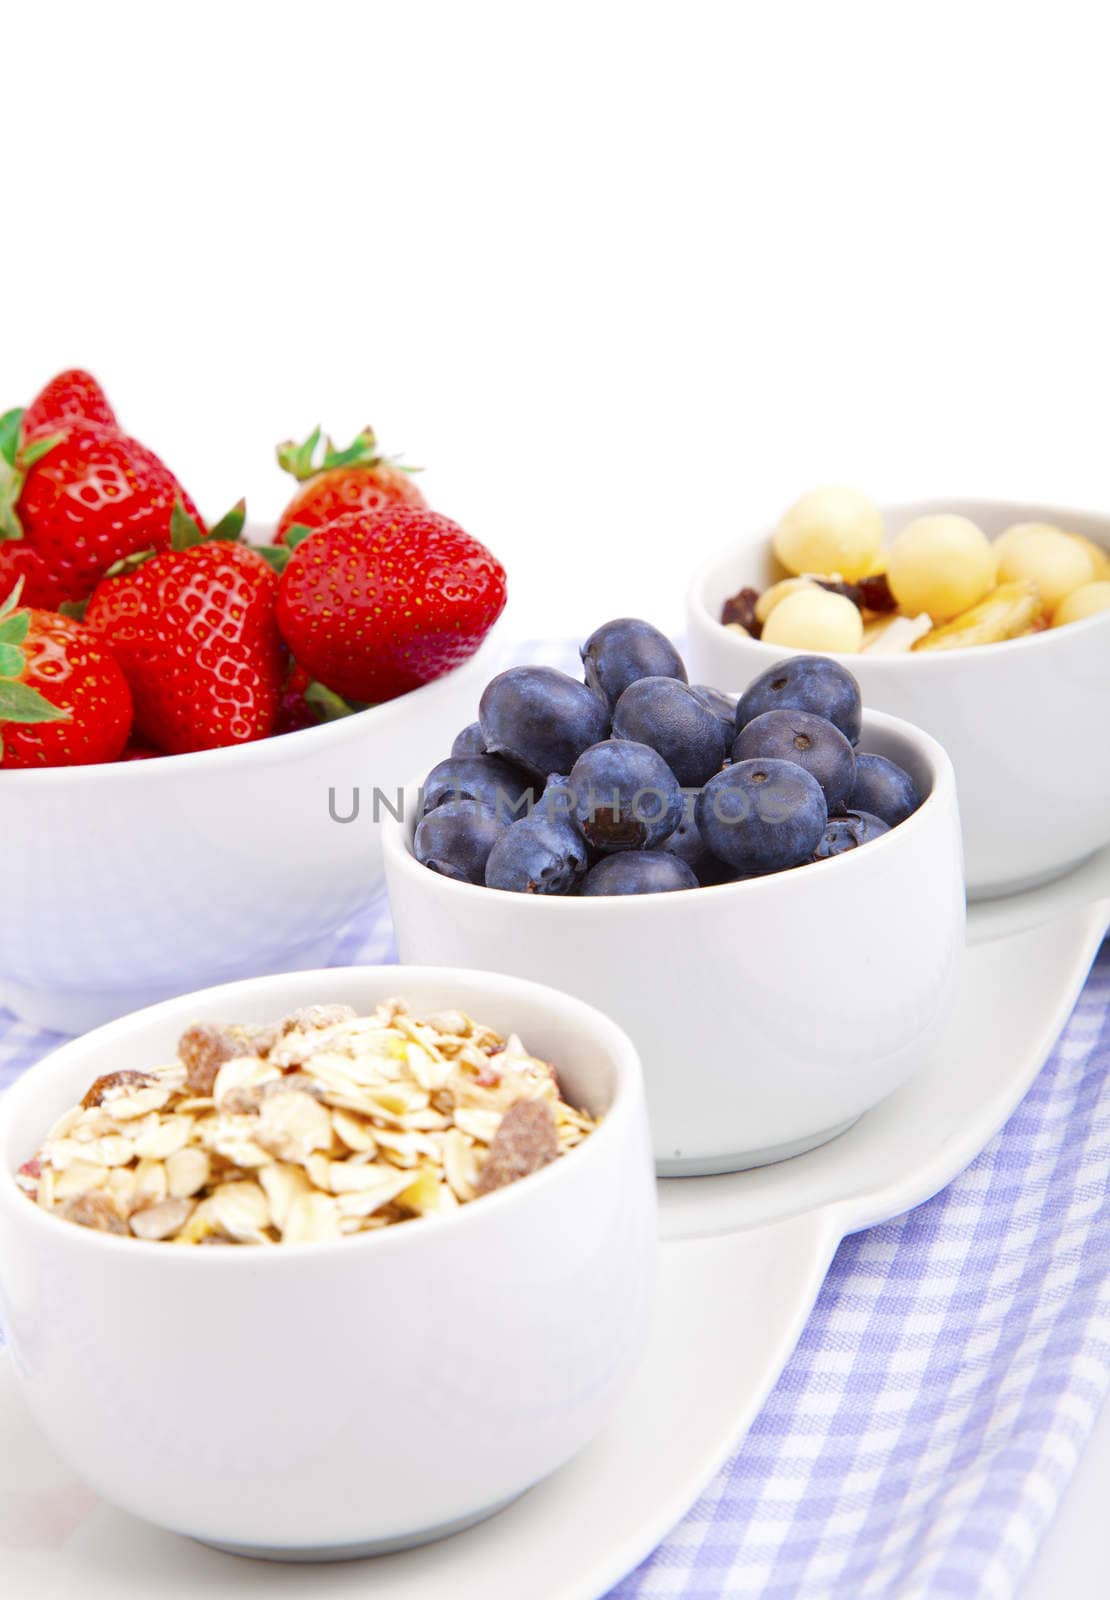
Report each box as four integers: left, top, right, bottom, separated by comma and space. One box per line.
21, 369, 119, 440
85, 534, 284, 755
0, 580, 133, 768
0, 409, 205, 609
275, 507, 507, 704
274, 424, 425, 543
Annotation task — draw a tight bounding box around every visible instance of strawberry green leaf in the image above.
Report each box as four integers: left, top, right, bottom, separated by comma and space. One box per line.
283, 523, 317, 551
0, 579, 26, 619
0, 410, 22, 470
319, 428, 382, 472
277, 426, 386, 481
254, 545, 291, 576
0, 643, 23, 676
207, 499, 247, 544
304, 681, 360, 722
0, 680, 68, 724
20, 431, 64, 468
0, 612, 30, 646
104, 548, 157, 579
57, 598, 89, 622
276, 427, 323, 481
170, 502, 207, 551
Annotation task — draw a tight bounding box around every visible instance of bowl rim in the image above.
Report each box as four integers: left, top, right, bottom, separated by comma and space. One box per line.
0, 632, 499, 788
686, 495, 1110, 666
382, 705, 958, 911
0, 962, 647, 1263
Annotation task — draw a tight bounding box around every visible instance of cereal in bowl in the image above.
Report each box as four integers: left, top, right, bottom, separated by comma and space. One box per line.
15, 1000, 596, 1244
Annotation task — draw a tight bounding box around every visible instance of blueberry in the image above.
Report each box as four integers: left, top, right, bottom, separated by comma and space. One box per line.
579, 851, 698, 896
735, 655, 862, 745
845, 753, 922, 828
659, 803, 708, 870
569, 739, 683, 852
612, 676, 729, 787
479, 667, 610, 779
451, 721, 486, 757
731, 709, 856, 811
423, 756, 535, 822
696, 759, 828, 873
688, 684, 738, 737
485, 816, 589, 895
580, 618, 687, 711
813, 810, 890, 859
415, 800, 507, 885
534, 772, 576, 826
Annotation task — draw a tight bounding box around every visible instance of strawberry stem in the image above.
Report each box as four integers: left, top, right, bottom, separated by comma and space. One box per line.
0, 411, 65, 542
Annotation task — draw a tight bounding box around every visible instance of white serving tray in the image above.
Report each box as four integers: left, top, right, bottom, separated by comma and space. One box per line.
3, 845, 1109, 1600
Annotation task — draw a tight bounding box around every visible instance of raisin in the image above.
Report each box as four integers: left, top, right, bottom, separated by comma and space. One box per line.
178, 1024, 240, 1096
720, 586, 762, 637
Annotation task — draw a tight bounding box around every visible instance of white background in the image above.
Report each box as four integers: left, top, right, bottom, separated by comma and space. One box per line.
7, 2, 1110, 641
5, 4, 1109, 1592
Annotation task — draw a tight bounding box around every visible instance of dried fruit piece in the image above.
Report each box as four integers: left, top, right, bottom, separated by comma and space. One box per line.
720, 586, 762, 636
81, 1071, 152, 1109
912, 580, 1041, 651
178, 1024, 241, 1096
474, 1099, 559, 1196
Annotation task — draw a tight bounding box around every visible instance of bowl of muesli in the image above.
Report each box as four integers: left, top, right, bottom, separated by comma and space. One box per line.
0, 965, 655, 1559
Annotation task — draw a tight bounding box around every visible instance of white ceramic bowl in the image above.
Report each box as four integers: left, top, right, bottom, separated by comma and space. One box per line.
0, 640, 497, 1033
383, 710, 964, 1175
0, 963, 655, 1558
685, 498, 1110, 900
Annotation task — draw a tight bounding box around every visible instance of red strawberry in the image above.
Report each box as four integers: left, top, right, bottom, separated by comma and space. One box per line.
21, 369, 119, 440
0, 411, 204, 610
273, 659, 358, 735
275, 425, 425, 543
0, 582, 132, 767
275, 507, 506, 704
85, 527, 284, 755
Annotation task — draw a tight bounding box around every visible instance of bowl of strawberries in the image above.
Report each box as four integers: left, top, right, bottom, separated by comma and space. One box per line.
0, 372, 506, 1033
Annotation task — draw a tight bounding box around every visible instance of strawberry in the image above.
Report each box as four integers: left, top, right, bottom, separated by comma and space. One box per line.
275, 507, 506, 704
21, 369, 119, 440
85, 512, 284, 754
0, 411, 205, 610
275, 425, 425, 543
0, 581, 132, 767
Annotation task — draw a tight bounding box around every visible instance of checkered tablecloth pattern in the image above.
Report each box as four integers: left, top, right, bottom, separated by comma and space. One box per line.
2, 898, 1108, 1599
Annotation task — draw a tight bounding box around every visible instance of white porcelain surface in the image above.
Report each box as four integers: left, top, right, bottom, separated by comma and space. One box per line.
1, 893, 1105, 1599
0, 640, 497, 1033
383, 710, 965, 1175
0, 965, 656, 1556
685, 497, 1110, 900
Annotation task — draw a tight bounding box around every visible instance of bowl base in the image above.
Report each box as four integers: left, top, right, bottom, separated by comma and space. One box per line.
196, 1492, 522, 1563
656, 1115, 860, 1177
0, 930, 348, 1034
967, 851, 1098, 904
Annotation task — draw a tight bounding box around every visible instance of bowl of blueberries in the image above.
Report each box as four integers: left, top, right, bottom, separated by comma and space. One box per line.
382, 620, 965, 1174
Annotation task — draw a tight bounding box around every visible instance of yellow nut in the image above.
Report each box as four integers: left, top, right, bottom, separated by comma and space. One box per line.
1064, 531, 1110, 580
995, 523, 1098, 615
760, 587, 864, 653
1052, 580, 1110, 628
887, 515, 997, 622
754, 576, 818, 626
771, 487, 883, 582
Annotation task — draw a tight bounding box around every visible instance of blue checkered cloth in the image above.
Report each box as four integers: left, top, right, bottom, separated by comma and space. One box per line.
2, 897, 1108, 1599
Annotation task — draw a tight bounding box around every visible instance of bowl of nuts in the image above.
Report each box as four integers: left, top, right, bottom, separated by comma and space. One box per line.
0, 965, 655, 1558
685, 493, 1110, 899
